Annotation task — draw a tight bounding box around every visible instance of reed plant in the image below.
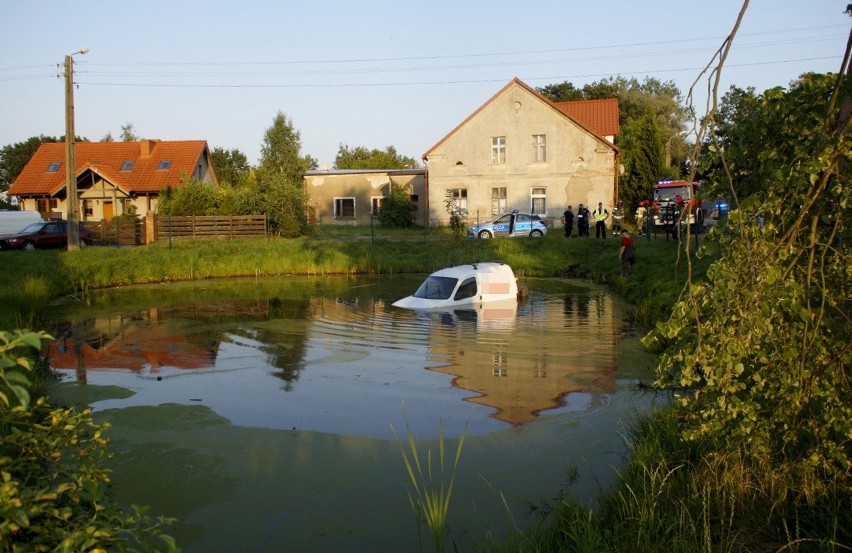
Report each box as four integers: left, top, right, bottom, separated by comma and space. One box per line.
394, 415, 466, 553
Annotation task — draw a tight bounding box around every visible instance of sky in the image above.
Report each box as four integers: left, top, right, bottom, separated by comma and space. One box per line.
1, 1, 848, 169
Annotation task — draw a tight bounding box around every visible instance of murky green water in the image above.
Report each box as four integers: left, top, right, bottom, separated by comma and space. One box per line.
46, 274, 660, 552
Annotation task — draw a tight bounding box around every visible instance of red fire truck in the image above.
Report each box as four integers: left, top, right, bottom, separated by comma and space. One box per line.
651, 180, 705, 236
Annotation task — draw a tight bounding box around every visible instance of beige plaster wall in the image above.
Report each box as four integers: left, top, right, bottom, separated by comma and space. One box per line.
425, 82, 616, 227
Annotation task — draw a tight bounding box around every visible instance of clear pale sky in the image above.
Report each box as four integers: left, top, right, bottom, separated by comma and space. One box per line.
1, 1, 847, 168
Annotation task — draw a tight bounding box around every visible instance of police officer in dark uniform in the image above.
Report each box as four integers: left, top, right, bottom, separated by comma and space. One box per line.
561, 205, 575, 237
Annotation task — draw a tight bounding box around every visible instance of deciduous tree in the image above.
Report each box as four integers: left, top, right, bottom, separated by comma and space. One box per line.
0, 135, 60, 205
334, 144, 419, 170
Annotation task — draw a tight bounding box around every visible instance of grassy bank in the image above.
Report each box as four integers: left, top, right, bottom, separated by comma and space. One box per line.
0, 228, 713, 330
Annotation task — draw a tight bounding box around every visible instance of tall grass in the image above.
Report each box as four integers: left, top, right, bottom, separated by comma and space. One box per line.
480, 407, 850, 552
394, 415, 467, 553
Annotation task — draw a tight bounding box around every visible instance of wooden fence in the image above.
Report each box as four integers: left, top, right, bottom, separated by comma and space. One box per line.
88, 218, 145, 246
155, 215, 267, 241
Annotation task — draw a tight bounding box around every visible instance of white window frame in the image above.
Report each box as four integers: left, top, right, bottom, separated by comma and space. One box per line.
491, 187, 507, 215
531, 187, 547, 216
334, 197, 356, 219
450, 188, 468, 215
491, 136, 506, 164
532, 134, 546, 162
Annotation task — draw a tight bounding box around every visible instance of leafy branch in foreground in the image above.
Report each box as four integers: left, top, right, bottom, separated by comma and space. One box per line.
0, 329, 178, 552
647, 71, 851, 490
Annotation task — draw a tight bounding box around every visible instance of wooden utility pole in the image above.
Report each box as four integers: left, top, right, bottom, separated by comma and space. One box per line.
64, 49, 87, 250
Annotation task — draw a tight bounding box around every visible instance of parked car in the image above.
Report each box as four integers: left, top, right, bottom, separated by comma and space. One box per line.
0, 210, 44, 235
0, 220, 93, 251
468, 212, 547, 239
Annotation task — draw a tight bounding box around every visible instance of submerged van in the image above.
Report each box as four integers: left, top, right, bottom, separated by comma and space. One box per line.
0, 210, 44, 236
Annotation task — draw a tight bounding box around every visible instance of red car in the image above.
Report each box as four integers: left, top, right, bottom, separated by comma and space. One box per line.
0, 221, 93, 250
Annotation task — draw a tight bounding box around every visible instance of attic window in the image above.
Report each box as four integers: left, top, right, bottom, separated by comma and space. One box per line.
158, 160, 172, 170
46, 162, 60, 172
120, 160, 134, 171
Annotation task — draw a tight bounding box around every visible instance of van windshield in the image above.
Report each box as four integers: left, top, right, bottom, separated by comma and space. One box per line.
413, 276, 458, 300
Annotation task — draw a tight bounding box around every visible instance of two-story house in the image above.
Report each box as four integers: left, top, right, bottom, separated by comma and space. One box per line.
8, 139, 218, 221
423, 78, 619, 227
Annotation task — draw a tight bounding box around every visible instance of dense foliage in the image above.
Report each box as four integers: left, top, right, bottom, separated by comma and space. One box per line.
211, 146, 251, 186
0, 330, 176, 552
648, 70, 850, 493
334, 144, 419, 170
376, 185, 416, 228
0, 136, 60, 207
538, 76, 690, 213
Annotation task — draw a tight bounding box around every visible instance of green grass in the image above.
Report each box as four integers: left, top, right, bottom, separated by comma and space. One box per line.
0, 226, 714, 330
480, 408, 850, 553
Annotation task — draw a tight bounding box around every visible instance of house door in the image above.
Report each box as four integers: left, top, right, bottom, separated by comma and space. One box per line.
103, 202, 114, 221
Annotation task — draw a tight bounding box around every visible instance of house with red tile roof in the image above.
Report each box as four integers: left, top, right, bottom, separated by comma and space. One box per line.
422, 78, 619, 227
8, 139, 218, 221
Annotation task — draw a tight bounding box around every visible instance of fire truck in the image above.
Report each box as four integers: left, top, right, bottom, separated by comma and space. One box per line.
651, 180, 705, 236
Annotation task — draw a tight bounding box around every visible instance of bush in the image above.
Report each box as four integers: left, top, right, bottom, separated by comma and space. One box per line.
0, 330, 177, 552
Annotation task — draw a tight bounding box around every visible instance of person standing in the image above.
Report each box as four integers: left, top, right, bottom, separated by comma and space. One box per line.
577, 204, 590, 237
619, 228, 636, 275
593, 202, 609, 239
635, 201, 647, 236
611, 200, 624, 236
561, 205, 575, 237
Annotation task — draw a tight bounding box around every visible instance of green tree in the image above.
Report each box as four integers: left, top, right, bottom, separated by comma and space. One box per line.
0, 135, 60, 204
258, 112, 316, 184
334, 144, 419, 170
158, 178, 221, 216
120, 122, 139, 142
376, 185, 415, 228
257, 112, 314, 236
211, 146, 252, 186
538, 76, 690, 184
648, 70, 851, 492
618, 113, 666, 210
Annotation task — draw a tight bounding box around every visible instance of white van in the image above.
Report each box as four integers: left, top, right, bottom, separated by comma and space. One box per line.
0, 210, 44, 236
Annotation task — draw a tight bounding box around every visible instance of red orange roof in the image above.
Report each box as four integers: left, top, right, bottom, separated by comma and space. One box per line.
9, 139, 212, 196
553, 98, 620, 138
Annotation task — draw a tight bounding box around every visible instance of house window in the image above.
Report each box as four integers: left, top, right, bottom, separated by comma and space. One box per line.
491, 187, 507, 215
371, 196, 385, 215
120, 160, 134, 171
46, 162, 60, 172
334, 197, 355, 218
532, 134, 546, 162
449, 188, 467, 215
491, 136, 506, 164
158, 160, 172, 170
83, 199, 94, 217
35, 198, 58, 213
531, 187, 547, 215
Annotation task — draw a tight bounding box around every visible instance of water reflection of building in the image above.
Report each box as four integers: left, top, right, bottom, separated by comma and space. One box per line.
425, 292, 619, 426
49, 309, 220, 380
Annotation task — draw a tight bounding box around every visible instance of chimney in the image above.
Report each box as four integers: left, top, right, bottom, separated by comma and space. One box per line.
140, 139, 158, 158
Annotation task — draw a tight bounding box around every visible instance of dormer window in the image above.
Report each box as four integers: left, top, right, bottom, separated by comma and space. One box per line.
158, 160, 172, 170
46, 162, 60, 172
120, 160, 134, 171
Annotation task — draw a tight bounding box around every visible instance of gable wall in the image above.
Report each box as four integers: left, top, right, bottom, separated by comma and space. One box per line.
425, 83, 616, 227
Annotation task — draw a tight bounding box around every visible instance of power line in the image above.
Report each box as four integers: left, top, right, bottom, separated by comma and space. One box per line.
71, 56, 839, 89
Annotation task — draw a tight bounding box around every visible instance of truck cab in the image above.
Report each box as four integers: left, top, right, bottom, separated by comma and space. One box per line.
651, 180, 705, 236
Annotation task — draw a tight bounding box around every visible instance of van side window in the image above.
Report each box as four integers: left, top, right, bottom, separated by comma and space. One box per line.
454, 277, 478, 301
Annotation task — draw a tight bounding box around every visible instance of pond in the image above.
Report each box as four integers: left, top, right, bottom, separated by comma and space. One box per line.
45, 274, 660, 552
